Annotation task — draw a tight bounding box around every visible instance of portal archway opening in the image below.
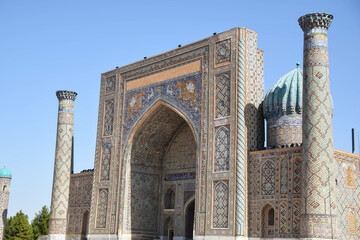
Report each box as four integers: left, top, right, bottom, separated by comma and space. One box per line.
128, 104, 197, 239
185, 199, 195, 240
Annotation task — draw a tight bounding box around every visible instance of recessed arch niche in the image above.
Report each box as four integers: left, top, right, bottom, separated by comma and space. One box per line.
125, 103, 197, 239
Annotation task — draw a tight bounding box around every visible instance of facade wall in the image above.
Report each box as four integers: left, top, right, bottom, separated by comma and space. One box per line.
248, 148, 360, 239
67, 172, 93, 238
88, 27, 264, 239
334, 150, 360, 240
60, 23, 360, 239
248, 148, 302, 238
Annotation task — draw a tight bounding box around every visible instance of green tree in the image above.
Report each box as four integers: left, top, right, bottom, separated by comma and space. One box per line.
4, 210, 33, 240
31, 206, 50, 240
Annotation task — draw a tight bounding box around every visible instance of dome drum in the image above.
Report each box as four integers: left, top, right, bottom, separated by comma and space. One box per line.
266, 114, 302, 148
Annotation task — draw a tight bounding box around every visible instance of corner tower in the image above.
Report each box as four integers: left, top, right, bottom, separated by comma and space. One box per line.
0, 167, 12, 240
49, 90, 77, 240
298, 13, 336, 238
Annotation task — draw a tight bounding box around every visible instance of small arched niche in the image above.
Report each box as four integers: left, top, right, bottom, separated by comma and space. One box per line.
261, 204, 275, 238
164, 188, 175, 209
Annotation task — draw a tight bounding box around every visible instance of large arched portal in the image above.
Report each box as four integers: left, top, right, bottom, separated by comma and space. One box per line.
128, 104, 197, 239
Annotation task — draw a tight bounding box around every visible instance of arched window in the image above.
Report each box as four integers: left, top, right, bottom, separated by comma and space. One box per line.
3, 186, 6, 192
348, 208, 357, 235
81, 210, 90, 237
346, 165, 355, 188
164, 188, 175, 209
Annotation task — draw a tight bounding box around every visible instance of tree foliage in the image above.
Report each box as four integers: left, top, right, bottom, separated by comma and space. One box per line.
31, 206, 50, 240
4, 210, 33, 240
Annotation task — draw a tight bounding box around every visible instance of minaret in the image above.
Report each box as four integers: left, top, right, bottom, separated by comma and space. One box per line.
298, 13, 336, 238
0, 167, 12, 240
49, 90, 77, 240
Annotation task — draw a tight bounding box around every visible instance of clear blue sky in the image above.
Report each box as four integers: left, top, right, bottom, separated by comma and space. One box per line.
1, 0, 359, 220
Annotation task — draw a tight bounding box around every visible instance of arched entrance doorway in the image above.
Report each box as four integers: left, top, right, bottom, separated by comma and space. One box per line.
81, 210, 89, 240
261, 204, 275, 238
127, 104, 197, 239
185, 199, 195, 240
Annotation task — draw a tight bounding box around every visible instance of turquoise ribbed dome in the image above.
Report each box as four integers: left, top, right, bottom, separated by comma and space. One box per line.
0, 167, 12, 178
263, 64, 303, 119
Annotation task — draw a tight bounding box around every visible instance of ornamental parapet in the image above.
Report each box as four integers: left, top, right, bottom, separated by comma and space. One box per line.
56, 90, 77, 101
298, 13, 333, 32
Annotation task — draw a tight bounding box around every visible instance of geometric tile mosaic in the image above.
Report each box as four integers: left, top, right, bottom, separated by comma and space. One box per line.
106, 76, 116, 94
291, 201, 300, 235
130, 172, 159, 232
96, 188, 108, 228
100, 143, 111, 181
261, 160, 275, 195
215, 71, 231, 118
213, 181, 229, 228
279, 156, 289, 195
214, 127, 230, 172
215, 39, 231, 65
279, 201, 288, 234
292, 157, 302, 195
103, 99, 114, 136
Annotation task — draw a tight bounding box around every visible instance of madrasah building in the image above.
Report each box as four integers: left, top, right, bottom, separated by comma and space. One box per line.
46, 12, 360, 240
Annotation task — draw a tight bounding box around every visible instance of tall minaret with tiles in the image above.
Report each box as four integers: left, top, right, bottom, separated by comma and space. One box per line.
298, 13, 337, 238
49, 90, 77, 240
